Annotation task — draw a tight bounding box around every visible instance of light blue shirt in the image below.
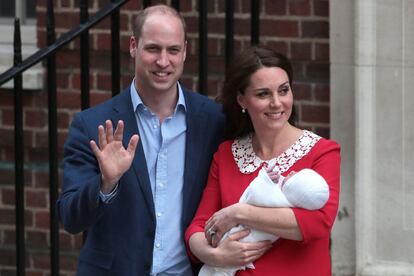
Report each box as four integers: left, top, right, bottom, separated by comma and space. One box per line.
130, 81, 192, 276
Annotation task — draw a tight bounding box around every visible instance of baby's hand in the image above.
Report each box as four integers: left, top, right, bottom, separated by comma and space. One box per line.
264, 163, 280, 184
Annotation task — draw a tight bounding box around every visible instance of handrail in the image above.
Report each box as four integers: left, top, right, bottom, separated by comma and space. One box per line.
0, 0, 128, 87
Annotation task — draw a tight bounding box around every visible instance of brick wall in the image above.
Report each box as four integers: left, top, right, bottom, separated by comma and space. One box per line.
0, 0, 330, 274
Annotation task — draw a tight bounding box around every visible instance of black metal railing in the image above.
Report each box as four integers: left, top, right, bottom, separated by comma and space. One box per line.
0, 0, 261, 275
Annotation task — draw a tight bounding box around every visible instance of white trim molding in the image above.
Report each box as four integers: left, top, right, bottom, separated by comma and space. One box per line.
0, 24, 44, 90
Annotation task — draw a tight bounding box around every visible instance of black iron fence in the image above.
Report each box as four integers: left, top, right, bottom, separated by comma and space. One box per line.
0, 0, 261, 275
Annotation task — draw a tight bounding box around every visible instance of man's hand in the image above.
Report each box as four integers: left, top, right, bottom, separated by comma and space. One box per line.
90, 120, 139, 193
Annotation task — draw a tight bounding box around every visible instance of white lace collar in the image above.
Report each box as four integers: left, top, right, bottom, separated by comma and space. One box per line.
231, 130, 321, 174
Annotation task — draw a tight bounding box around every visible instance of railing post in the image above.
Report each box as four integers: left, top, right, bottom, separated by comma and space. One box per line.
198, 0, 207, 95
80, 0, 90, 109
13, 17, 26, 276
251, 0, 260, 45
111, 0, 121, 96
225, 0, 234, 71
46, 0, 60, 274
143, 0, 151, 8
171, 0, 180, 11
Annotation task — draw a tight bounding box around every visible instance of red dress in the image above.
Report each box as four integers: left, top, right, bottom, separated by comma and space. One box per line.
185, 131, 341, 276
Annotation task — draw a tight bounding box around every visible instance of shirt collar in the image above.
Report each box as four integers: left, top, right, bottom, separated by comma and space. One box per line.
130, 79, 187, 114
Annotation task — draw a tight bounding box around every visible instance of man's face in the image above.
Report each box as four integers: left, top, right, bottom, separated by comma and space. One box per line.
129, 12, 187, 95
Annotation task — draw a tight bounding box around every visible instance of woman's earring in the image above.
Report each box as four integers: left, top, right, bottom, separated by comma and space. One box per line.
241, 108, 246, 113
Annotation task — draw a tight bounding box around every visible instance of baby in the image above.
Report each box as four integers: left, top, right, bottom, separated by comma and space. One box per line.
199, 166, 329, 276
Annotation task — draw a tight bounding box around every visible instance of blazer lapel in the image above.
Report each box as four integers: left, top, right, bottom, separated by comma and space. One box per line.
112, 88, 155, 221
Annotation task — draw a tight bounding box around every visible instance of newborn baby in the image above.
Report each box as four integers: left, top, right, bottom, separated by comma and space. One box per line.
199, 167, 329, 276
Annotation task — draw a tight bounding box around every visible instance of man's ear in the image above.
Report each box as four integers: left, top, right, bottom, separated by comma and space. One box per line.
129, 36, 137, 58
183, 40, 187, 62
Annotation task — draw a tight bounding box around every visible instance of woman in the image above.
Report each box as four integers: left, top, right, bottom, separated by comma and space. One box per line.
185, 46, 341, 276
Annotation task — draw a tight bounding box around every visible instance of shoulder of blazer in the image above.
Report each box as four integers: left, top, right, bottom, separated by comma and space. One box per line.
182, 88, 224, 118
74, 87, 132, 121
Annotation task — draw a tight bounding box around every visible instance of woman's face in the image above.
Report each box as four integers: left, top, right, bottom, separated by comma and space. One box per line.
237, 66, 293, 134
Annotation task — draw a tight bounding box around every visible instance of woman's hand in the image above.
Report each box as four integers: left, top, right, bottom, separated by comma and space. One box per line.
212, 229, 272, 267
205, 203, 244, 247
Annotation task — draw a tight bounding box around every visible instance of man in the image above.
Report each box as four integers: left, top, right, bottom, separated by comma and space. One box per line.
57, 4, 225, 275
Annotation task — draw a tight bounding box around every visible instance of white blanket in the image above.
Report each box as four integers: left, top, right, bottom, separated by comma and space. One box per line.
199, 168, 329, 276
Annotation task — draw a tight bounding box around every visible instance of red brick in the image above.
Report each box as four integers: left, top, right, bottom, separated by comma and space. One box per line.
0, 129, 14, 147
207, 0, 215, 13
32, 253, 50, 269
25, 109, 48, 128
60, 0, 72, 8
0, 209, 15, 224
56, 51, 81, 68
122, 0, 143, 10
315, 42, 329, 61
26, 270, 44, 276
55, 11, 79, 30
0, 249, 15, 266
234, 18, 250, 36
95, 32, 111, 51
262, 19, 299, 38
302, 20, 329, 38
33, 171, 50, 188
208, 38, 222, 56
57, 91, 81, 109
291, 42, 312, 60
35, 211, 50, 229
208, 56, 225, 76
1, 108, 14, 126
264, 0, 287, 15
301, 104, 329, 123
208, 17, 225, 34
239, 0, 253, 14
3, 229, 15, 246
90, 91, 112, 106
185, 16, 198, 33
264, 41, 289, 56
59, 232, 73, 250
314, 83, 330, 102
314, 0, 329, 17
58, 111, 71, 130
2, 187, 15, 205
293, 83, 312, 100
96, 73, 112, 91
289, 0, 311, 16
26, 189, 48, 208
180, 1, 192, 12
57, 72, 71, 88
60, 254, 78, 271
27, 230, 48, 248
0, 94, 14, 107
306, 62, 329, 81
26, 152, 49, 170
94, 15, 111, 30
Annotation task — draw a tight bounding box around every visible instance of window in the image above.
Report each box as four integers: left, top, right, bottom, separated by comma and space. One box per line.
0, 0, 43, 90
0, 0, 36, 22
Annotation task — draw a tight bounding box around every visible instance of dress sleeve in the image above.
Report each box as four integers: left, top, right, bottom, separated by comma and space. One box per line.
184, 147, 223, 261
292, 139, 341, 244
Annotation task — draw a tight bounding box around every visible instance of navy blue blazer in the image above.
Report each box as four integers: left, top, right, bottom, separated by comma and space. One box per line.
57, 87, 225, 275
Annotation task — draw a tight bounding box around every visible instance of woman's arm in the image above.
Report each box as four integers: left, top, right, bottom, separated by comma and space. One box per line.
188, 230, 272, 267
205, 203, 302, 247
